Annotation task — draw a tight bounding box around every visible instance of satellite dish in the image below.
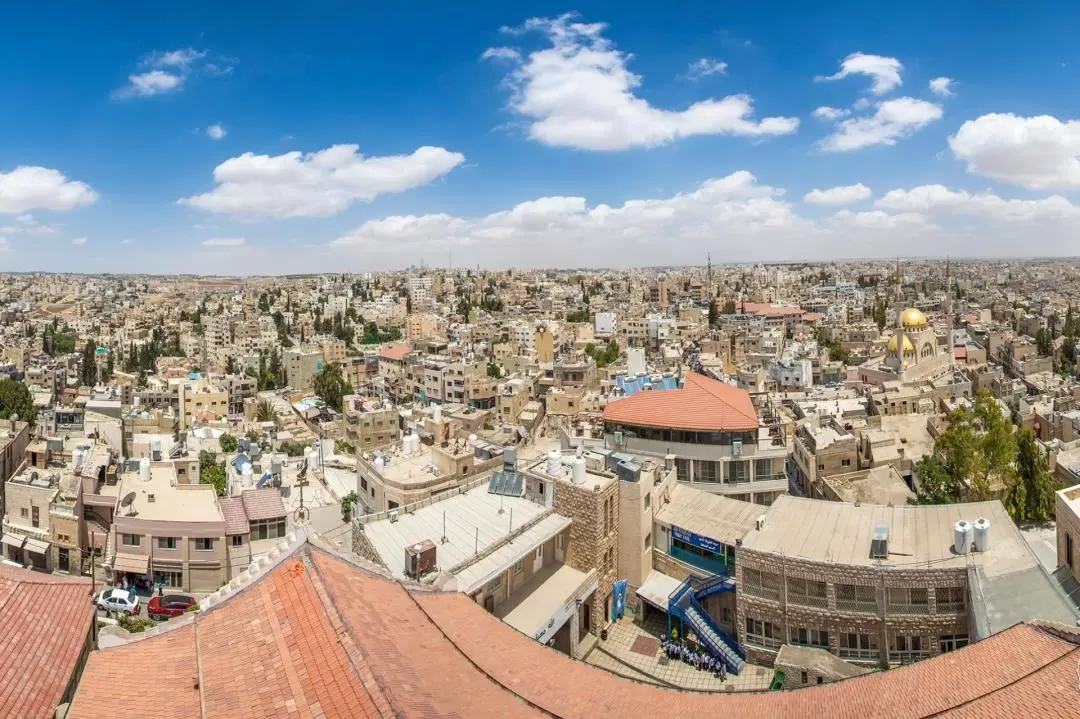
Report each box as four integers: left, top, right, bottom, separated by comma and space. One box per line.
120, 492, 136, 508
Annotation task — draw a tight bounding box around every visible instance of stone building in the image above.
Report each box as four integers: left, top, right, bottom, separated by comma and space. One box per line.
1056, 484, 1080, 587
735, 496, 1078, 668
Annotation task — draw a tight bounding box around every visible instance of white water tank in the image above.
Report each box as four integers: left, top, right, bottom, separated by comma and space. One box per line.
374, 455, 385, 475
571, 457, 587, 484
241, 463, 254, 488
547, 450, 562, 476
151, 439, 162, 461
271, 455, 283, 477
953, 520, 973, 555
307, 450, 320, 470
72, 447, 84, 470
973, 517, 991, 552
468, 434, 478, 447
433, 405, 442, 422
139, 457, 151, 483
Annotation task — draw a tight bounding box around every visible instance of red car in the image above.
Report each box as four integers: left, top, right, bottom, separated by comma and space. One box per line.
147, 593, 197, 620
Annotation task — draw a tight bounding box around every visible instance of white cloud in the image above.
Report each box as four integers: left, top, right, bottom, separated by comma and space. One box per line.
331, 170, 817, 256
179, 144, 464, 219
481, 47, 521, 62
15, 214, 33, 223
687, 57, 728, 79
112, 47, 219, 99
829, 209, 930, 230
0, 237, 9, 252
120, 239, 132, 245
803, 183, 872, 205
201, 237, 246, 247
71, 237, 87, 246
929, 77, 954, 97
875, 184, 1080, 221
948, 113, 1080, 189
816, 52, 903, 95
206, 124, 227, 140
483, 13, 797, 150
0, 166, 99, 214
821, 97, 942, 152
812, 106, 849, 121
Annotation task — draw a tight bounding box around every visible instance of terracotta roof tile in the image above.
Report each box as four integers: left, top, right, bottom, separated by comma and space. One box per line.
217, 496, 249, 535
0, 567, 96, 719
240, 487, 287, 522
378, 343, 411, 362
603, 372, 759, 431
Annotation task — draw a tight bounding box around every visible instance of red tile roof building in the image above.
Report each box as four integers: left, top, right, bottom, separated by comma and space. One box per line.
603, 371, 759, 431
65, 536, 1080, 719
0, 565, 95, 719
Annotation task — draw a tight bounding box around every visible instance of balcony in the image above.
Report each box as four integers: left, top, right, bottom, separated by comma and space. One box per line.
887, 601, 930, 616
838, 648, 879, 661
669, 544, 731, 577
744, 634, 782, 650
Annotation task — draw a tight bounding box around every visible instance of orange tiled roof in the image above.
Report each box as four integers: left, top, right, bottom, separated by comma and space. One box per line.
738, 302, 806, 318
603, 372, 759, 432
65, 539, 1080, 719
0, 565, 95, 719
379, 343, 411, 362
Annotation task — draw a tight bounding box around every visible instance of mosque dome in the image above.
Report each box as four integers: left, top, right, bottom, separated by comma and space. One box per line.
900, 308, 929, 330
886, 334, 916, 356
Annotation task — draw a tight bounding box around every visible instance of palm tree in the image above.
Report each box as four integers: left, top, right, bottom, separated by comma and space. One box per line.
255, 400, 275, 423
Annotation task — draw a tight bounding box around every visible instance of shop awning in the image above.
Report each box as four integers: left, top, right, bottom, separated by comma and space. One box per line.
23, 537, 50, 555
1, 533, 26, 549
636, 570, 683, 612
113, 553, 149, 574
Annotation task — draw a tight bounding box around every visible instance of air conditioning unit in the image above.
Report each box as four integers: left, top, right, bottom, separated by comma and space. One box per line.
755, 514, 767, 531
405, 540, 437, 579
732, 440, 743, 456
613, 431, 625, 446
388, 510, 399, 523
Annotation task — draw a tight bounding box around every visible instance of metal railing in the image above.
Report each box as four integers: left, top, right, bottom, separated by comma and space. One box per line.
837, 647, 879, 661
787, 592, 828, 609
744, 634, 782, 650
887, 601, 930, 615
936, 600, 965, 614
889, 650, 927, 665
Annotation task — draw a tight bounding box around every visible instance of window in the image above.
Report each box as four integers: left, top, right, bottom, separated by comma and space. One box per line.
486, 575, 502, 592
835, 583, 877, 613
360, 477, 368, 491
157, 537, 177, 550
250, 519, 286, 541
787, 577, 828, 608
605, 547, 614, 573
695, 460, 719, 483
838, 633, 877, 660
643, 493, 650, 511
841, 458, 852, 467
231, 535, 243, 547
644, 532, 652, 550
741, 567, 781, 601
1067, 533, 1073, 570
790, 627, 830, 648
676, 458, 691, 483
728, 460, 749, 483
887, 586, 929, 614
939, 634, 969, 653
534, 546, 542, 561
19, 507, 27, 519
514, 559, 524, 575
755, 458, 772, 479
891, 634, 926, 663
194, 538, 214, 551
722, 607, 731, 622
801, 671, 808, 685
936, 585, 965, 614
31, 503, 39, 525
744, 617, 781, 649
122, 534, 141, 547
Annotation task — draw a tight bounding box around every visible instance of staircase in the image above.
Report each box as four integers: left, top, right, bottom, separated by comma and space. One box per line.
668, 574, 745, 674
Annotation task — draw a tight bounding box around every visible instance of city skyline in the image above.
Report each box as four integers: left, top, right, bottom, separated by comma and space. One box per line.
4, 3, 1080, 272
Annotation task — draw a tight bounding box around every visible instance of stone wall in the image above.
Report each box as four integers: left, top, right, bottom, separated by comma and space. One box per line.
736, 548, 970, 668
351, 523, 387, 569
554, 478, 619, 630
1056, 488, 1080, 584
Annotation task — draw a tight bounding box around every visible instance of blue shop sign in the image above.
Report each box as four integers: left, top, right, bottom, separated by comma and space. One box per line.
671, 525, 723, 555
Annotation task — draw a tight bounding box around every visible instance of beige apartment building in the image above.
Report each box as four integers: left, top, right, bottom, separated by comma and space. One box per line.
107, 461, 227, 592
343, 396, 401, 452
2, 468, 60, 571
284, 346, 325, 392
1056, 484, 1080, 586
176, 377, 229, 429
320, 339, 347, 365
0, 419, 31, 518
791, 423, 858, 496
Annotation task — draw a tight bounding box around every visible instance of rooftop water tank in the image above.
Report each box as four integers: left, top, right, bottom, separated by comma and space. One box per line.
571, 456, 587, 484
433, 404, 442, 422
973, 517, 991, 552
373, 455, 385, 475
547, 450, 562, 476
953, 520, 973, 555
468, 434, 478, 447
139, 457, 151, 483
503, 445, 517, 473
241, 463, 254, 487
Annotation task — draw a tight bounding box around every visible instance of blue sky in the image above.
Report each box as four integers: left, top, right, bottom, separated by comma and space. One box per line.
3, 2, 1080, 273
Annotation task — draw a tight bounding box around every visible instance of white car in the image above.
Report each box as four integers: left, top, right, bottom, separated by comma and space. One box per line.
97, 588, 140, 616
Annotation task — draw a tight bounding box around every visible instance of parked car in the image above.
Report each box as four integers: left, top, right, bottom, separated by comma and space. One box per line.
147, 593, 197, 621
96, 588, 140, 616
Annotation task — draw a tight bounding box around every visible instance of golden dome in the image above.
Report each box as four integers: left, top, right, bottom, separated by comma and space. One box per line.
886, 334, 916, 356
900, 308, 928, 330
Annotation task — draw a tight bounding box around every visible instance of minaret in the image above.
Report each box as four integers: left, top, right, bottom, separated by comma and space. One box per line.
707, 253, 713, 299
944, 256, 955, 365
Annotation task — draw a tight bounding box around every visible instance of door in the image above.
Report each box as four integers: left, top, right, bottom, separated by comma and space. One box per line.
58, 548, 69, 572
1067, 533, 1074, 570
483, 595, 495, 613
533, 545, 543, 573
556, 533, 565, 562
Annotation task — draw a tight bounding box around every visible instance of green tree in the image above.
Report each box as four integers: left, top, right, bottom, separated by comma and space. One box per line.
218, 433, 239, 453
708, 298, 719, 328
0, 379, 37, 427
313, 362, 353, 412
255, 400, 276, 423
81, 340, 97, 387
1035, 327, 1053, 356
487, 362, 502, 379
873, 296, 887, 333
914, 454, 962, 504
224, 355, 237, 375
1005, 427, 1056, 523
722, 299, 737, 314
198, 450, 227, 496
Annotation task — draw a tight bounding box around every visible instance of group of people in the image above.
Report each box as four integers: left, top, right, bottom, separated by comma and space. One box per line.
661, 638, 728, 680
